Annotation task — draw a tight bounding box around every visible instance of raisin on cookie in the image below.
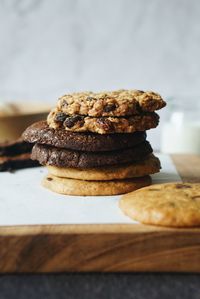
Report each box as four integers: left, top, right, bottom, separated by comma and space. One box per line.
47, 110, 159, 134
56, 89, 166, 117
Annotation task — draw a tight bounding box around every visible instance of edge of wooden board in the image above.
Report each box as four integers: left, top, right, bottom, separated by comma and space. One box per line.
1, 223, 200, 235
1, 223, 200, 273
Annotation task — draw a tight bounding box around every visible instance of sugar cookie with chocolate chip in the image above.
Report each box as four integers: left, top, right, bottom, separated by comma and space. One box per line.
119, 183, 200, 227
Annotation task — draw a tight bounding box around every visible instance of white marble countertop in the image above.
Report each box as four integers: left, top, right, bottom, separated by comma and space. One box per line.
0, 154, 181, 226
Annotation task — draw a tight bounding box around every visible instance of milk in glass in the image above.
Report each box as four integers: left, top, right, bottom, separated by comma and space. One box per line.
161, 97, 200, 154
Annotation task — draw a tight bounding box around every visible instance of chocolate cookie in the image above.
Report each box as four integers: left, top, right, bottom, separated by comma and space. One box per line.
47, 110, 159, 134
56, 89, 166, 117
23, 121, 147, 152
31, 141, 153, 169
0, 153, 39, 172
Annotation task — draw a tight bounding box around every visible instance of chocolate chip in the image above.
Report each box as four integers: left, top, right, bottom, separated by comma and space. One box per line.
175, 184, 191, 189
55, 112, 67, 123
47, 177, 53, 181
96, 117, 114, 132
103, 103, 117, 112
64, 115, 84, 128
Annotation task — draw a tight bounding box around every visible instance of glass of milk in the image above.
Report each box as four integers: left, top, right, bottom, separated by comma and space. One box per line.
161, 97, 200, 154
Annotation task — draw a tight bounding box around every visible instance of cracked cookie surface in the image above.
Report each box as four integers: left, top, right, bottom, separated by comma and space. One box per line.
47, 110, 159, 134
120, 183, 200, 227
56, 89, 166, 117
31, 141, 153, 169
23, 121, 147, 152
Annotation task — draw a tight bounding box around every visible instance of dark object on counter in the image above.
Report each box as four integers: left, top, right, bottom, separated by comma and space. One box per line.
0, 138, 33, 156
0, 153, 39, 172
0, 139, 40, 171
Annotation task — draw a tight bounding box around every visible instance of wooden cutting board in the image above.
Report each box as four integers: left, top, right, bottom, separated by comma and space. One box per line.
0, 154, 200, 273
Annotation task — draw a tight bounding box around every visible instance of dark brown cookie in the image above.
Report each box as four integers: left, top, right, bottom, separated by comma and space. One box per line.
0, 153, 40, 172
22, 121, 147, 152
0, 139, 33, 156
31, 141, 153, 169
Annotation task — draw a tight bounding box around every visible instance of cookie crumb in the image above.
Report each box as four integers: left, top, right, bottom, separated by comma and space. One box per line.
47, 177, 53, 181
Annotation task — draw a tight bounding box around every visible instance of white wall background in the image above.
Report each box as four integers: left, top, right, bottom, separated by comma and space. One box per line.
0, 0, 200, 101
0, 0, 200, 148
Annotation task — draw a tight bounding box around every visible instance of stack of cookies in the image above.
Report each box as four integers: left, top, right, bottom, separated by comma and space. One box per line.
23, 89, 166, 196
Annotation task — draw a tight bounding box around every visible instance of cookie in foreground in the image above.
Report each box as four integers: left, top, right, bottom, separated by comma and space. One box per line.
119, 183, 200, 227
42, 175, 152, 196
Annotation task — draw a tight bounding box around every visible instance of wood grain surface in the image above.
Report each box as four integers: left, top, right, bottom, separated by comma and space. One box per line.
0, 155, 200, 273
